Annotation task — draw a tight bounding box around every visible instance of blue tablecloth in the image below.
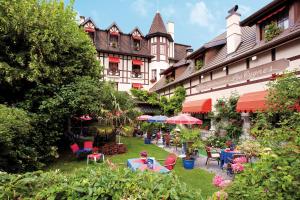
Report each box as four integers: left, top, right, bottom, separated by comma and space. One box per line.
220, 150, 241, 168
127, 157, 170, 173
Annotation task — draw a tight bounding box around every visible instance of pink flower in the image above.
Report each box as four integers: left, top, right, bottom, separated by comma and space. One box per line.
219, 180, 231, 188
232, 163, 245, 173
233, 156, 247, 164
213, 175, 224, 187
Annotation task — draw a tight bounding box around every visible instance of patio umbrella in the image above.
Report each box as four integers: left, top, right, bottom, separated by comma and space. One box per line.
79, 115, 92, 134
137, 115, 152, 121
148, 115, 168, 123
165, 114, 203, 125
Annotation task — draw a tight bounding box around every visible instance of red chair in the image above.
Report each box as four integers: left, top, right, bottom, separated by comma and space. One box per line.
164, 154, 177, 170
84, 141, 93, 151
70, 143, 80, 154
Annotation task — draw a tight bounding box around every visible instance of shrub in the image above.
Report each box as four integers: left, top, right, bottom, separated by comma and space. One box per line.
0, 104, 42, 172
204, 136, 228, 148
226, 150, 300, 199
0, 165, 203, 199
264, 21, 282, 42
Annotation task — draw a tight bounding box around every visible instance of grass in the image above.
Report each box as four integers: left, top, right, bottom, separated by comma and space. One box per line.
47, 137, 218, 198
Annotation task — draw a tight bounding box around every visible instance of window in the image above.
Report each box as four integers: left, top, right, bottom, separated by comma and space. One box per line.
277, 11, 289, 30
260, 9, 289, 40
108, 62, 119, 76
160, 69, 164, 77
160, 45, 165, 55
246, 58, 250, 69
109, 35, 118, 47
151, 45, 157, 55
132, 65, 142, 78
271, 48, 276, 61
151, 69, 157, 81
133, 39, 141, 51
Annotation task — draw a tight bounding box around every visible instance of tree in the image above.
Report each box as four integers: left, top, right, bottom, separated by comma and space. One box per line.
162, 86, 186, 116
0, 0, 102, 170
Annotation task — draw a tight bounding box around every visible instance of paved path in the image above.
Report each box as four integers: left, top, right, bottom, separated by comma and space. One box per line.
155, 144, 232, 180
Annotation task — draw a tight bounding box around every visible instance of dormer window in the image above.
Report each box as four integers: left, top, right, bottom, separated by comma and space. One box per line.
109, 26, 120, 48
84, 22, 95, 42
132, 30, 142, 51
133, 39, 141, 51
109, 35, 118, 48
195, 57, 204, 71
259, 7, 289, 41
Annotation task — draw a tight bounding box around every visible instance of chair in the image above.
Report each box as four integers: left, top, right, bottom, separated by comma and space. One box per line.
163, 153, 177, 170
70, 143, 86, 158
205, 147, 220, 166
70, 143, 80, 154
84, 141, 93, 151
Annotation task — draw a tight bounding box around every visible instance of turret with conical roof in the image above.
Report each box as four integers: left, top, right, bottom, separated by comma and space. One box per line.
147, 12, 175, 88
148, 12, 167, 34
146, 12, 173, 41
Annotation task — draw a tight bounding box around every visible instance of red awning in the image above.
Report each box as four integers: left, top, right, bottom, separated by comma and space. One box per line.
132, 59, 143, 65
84, 28, 95, 33
109, 56, 120, 63
132, 83, 143, 89
236, 91, 268, 112
110, 31, 119, 36
182, 99, 212, 113
132, 35, 142, 40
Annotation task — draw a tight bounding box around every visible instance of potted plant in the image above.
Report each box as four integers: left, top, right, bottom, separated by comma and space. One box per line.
179, 128, 204, 169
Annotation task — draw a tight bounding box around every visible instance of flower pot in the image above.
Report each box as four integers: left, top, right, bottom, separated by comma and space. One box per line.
182, 158, 195, 169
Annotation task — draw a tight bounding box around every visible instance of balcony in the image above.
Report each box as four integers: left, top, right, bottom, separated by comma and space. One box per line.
131, 70, 142, 79
107, 69, 120, 76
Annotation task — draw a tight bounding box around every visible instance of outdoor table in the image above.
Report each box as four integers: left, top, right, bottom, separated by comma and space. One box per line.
127, 157, 170, 173
87, 153, 104, 164
220, 149, 241, 169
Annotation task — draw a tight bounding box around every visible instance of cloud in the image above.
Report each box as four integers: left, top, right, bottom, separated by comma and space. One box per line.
131, 0, 153, 17
188, 1, 215, 31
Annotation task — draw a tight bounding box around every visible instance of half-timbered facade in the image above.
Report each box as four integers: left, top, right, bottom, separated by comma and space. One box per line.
80, 12, 190, 91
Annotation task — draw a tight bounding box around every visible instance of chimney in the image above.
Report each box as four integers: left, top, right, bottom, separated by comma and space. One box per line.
79, 16, 85, 24
167, 21, 174, 39
226, 5, 242, 54
186, 48, 193, 56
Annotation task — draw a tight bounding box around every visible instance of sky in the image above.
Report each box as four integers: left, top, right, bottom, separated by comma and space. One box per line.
68, 0, 273, 49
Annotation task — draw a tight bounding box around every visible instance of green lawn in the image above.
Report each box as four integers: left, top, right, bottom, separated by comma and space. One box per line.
47, 137, 217, 198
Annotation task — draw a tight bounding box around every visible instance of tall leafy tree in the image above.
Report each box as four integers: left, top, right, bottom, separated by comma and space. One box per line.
0, 0, 102, 170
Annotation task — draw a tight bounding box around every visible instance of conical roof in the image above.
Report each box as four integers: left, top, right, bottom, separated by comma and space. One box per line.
148, 12, 167, 34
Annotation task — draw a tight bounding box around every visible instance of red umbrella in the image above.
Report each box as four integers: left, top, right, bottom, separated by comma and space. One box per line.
80, 115, 92, 121
166, 114, 203, 125
137, 115, 152, 121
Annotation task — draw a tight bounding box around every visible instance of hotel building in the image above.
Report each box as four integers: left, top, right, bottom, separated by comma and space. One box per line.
151, 0, 300, 134
80, 13, 190, 91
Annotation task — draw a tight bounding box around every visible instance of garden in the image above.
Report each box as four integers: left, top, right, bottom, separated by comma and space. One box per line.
0, 0, 300, 199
